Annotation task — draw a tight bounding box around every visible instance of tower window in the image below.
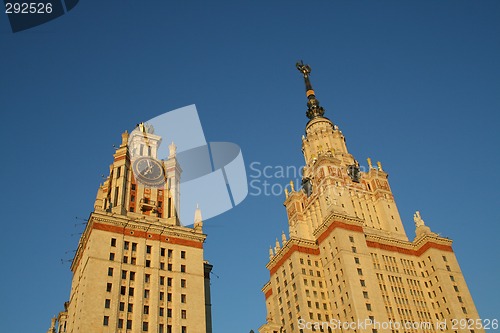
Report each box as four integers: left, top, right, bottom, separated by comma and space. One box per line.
181, 310, 187, 319
181, 251, 186, 259
181, 265, 186, 273
144, 289, 150, 298
103, 316, 109, 326
181, 294, 186, 303
118, 319, 123, 329
130, 271, 135, 280
146, 245, 152, 254
104, 299, 111, 308
168, 249, 173, 258
109, 253, 115, 261
143, 305, 149, 314
106, 283, 112, 292
181, 279, 186, 288
132, 243, 137, 251
111, 238, 116, 247
129, 287, 134, 296
126, 320, 132, 329
349, 236, 354, 243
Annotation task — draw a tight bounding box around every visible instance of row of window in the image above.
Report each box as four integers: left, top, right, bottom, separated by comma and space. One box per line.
111, 239, 186, 259
103, 317, 187, 333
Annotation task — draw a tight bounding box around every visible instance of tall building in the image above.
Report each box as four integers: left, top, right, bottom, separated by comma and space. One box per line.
259, 63, 483, 333
48, 123, 212, 333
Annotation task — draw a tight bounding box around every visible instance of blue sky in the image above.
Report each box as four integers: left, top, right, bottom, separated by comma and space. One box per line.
0, 1, 499, 332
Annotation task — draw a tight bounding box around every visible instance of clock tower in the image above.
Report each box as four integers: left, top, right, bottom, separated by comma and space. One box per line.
50, 123, 212, 333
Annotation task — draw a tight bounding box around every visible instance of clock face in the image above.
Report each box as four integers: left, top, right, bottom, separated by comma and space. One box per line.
132, 157, 166, 187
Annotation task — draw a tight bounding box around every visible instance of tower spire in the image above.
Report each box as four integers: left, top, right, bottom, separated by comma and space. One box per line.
296, 60, 325, 119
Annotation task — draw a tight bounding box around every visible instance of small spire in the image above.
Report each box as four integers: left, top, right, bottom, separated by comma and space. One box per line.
269, 246, 274, 260
290, 180, 295, 192
169, 141, 177, 158
296, 60, 325, 119
377, 161, 383, 171
275, 238, 281, 252
281, 231, 287, 243
194, 204, 202, 224
121, 130, 129, 147
367, 157, 373, 169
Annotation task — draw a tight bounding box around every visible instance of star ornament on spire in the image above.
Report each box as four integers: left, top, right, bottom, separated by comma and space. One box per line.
296, 61, 325, 120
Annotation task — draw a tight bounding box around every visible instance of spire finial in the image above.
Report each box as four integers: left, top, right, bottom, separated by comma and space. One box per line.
296, 60, 325, 119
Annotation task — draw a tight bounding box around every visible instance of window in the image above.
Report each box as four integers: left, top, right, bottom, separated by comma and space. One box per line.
144, 289, 150, 298
161, 248, 166, 256
168, 249, 173, 258
352, 247, 357, 253
360, 280, 366, 287
167, 293, 172, 301
168, 263, 172, 271
123, 256, 128, 264
104, 299, 111, 308
354, 257, 360, 264
181, 309, 187, 319
454, 286, 459, 292
126, 320, 132, 330
357, 268, 363, 276
160, 262, 165, 270
130, 271, 135, 281
181, 251, 186, 259
111, 238, 116, 247
181, 326, 187, 333
159, 324, 164, 333
129, 287, 134, 296
160, 307, 164, 316
119, 302, 125, 311
131, 184, 136, 190
146, 260, 151, 267
143, 305, 149, 314
146, 245, 152, 254
181, 294, 186, 303
446, 265, 451, 271
124, 241, 129, 250
450, 275, 455, 282
128, 303, 133, 312
349, 236, 354, 243
442, 255, 448, 262
142, 321, 148, 332
108, 267, 113, 276
160, 292, 164, 301
106, 283, 112, 292
132, 243, 137, 251
109, 253, 115, 261
167, 308, 172, 317
366, 303, 372, 311
122, 270, 127, 279
181, 265, 186, 273
160, 276, 165, 285
167, 278, 172, 287
181, 279, 186, 288
118, 319, 123, 329
363, 291, 369, 299
131, 257, 136, 264
103, 316, 109, 326
145, 274, 151, 283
